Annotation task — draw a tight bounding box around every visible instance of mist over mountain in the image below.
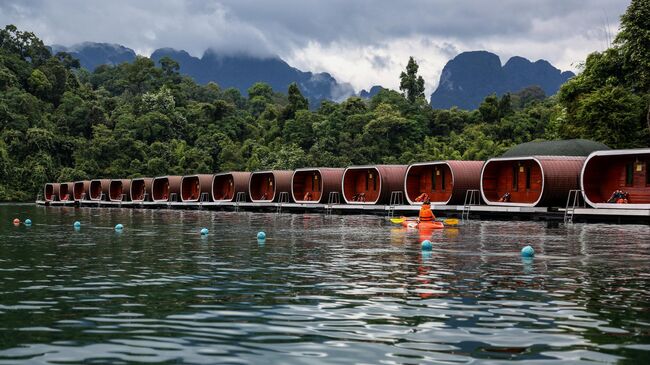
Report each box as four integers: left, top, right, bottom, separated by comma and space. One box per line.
50, 43, 137, 70
430, 51, 574, 110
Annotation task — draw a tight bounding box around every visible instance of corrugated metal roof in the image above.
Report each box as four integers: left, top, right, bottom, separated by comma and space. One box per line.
501, 139, 610, 158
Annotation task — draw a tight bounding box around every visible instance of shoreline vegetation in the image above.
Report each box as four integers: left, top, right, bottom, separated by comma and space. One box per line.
0, 1, 648, 202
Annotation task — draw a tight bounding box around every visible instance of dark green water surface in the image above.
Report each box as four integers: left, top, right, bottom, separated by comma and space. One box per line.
1, 204, 649, 364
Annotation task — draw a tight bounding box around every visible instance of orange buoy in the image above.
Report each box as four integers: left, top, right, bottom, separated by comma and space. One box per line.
13, 218, 20, 225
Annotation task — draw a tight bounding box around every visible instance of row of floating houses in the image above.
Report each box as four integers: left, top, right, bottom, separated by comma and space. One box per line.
39, 145, 650, 215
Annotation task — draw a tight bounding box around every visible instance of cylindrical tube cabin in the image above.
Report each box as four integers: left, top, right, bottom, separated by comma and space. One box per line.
151, 176, 183, 202
342, 165, 408, 204
89, 179, 111, 201
249, 170, 294, 203
181, 174, 214, 202
130, 178, 153, 202
581, 148, 650, 209
59, 182, 73, 201
292, 168, 345, 204
44, 183, 60, 202
480, 156, 586, 207
405, 161, 484, 205
212, 172, 251, 202
73, 180, 91, 201
109, 179, 131, 202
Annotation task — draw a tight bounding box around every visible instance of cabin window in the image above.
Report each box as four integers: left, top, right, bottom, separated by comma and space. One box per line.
441, 169, 446, 191
512, 166, 519, 191
525, 166, 531, 190
625, 163, 634, 186
431, 169, 436, 191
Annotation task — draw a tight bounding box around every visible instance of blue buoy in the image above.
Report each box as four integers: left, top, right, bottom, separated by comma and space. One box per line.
257, 231, 266, 240
73, 221, 81, 228
200, 228, 209, 235
115, 223, 124, 231
421, 240, 433, 251
521, 245, 535, 257
24, 218, 32, 226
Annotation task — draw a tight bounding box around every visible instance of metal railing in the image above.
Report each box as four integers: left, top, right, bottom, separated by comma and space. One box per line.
326, 192, 340, 216
276, 192, 290, 214
235, 192, 246, 212
388, 191, 404, 218
462, 189, 480, 222
564, 189, 584, 224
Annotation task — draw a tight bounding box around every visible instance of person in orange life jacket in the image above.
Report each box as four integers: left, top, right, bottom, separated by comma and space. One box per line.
418, 199, 435, 222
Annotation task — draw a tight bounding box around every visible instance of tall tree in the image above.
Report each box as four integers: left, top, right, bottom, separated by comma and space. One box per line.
399, 57, 425, 103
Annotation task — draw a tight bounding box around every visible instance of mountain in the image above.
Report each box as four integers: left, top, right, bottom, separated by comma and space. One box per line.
50, 42, 137, 70
359, 85, 385, 99
149, 48, 354, 107
429, 51, 574, 110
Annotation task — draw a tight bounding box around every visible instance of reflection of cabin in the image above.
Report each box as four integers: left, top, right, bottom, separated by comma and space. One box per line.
109, 179, 131, 202
405, 161, 484, 205
89, 179, 111, 201
130, 178, 153, 202
180, 174, 213, 202
212, 172, 251, 202
342, 165, 407, 204
581, 149, 650, 209
73, 180, 90, 201
481, 156, 586, 207
292, 168, 345, 204
249, 170, 293, 202
152, 176, 183, 202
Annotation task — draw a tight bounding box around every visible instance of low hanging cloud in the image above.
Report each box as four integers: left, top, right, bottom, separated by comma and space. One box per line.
0, 0, 629, 94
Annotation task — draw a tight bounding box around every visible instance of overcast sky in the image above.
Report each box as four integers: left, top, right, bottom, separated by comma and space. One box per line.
0, 0, 629, 94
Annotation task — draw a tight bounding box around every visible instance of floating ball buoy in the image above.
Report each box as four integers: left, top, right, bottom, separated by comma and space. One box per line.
73, 221, 81, 228
421, 240, 433, 251
257, 231, 266, 240
13, 218, 20, 225
200, 228, 209, 235
24, 219, 32, 226
521, 245, 535, 257
114, 224, 124, 231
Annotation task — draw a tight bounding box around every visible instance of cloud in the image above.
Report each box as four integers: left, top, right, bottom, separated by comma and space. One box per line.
0, 0, 630, 94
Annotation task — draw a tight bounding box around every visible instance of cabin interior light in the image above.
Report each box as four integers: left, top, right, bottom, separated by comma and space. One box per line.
368, 172, 373, 179
636, 163, 643, 172
519, 166, 525, 173
436, 169, 440, 176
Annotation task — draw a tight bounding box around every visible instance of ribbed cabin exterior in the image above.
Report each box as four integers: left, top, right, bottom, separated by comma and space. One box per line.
212, 172, 251, 202
89, 179, 111, 201
73, 181, 90, 201
249, 170, 294, 203
342, 165, 407, 204
292, 168, 345, 204
181, 174, 213, 202
405, 161, 484, 205
109, 179, 131, 202
152, 176, 182, 202
130, 178, 153, 202
581, 149, 650, 209
481, 156, 586, 207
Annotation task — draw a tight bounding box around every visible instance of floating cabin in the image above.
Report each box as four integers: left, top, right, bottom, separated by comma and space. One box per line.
89, 179, 111, 201
130, 178, 153, 202
109, 179, 131, 202
151, 176, 183, 202
73, 180, 91, 201
58, 182, 73, 201
180, 174, 214, 202
212, 172, 251, 202
480, 156, 586, 207
581, 149, 650, 209
404, 161, 484, 205
249, 170, 294, 203
43, 183, 59, 202
292, 168, 345, 204
342, 165, 408, 204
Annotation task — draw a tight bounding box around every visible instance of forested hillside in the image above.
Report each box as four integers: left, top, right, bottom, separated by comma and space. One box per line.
0, 0, 648, 201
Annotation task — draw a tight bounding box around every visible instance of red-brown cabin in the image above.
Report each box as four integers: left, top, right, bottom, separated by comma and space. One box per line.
181, 174, 214, 202
130, 178, 153, 202
152, 176, 183, 202
405, 161, 484, 205
581, 149, 650, 209
44, 183, 59, 202
249, 170, 294, 203
292, 168, 345, 204
89, 179, 111, 201
73, 180, 91, 201
212, 172, 251, 202
480, 156, 585, 207
59, 182, 73, 201
109, 179, 131, 202
342, 165, 408, 204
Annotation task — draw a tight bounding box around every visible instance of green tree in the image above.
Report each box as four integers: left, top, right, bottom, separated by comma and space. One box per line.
399, 56, 425, 103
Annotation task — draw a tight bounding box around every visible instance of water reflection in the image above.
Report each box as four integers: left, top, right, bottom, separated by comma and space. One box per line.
0, 205, 648, 364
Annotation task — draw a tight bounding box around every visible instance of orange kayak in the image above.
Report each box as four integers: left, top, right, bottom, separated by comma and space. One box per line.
401, 219, 444, 229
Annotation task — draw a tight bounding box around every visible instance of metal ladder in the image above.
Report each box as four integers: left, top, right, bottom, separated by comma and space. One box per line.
388, 191, 404, 218
326, 192, 340, 216
564, 189, 584, 224
199, 192, 210, 209
276, 192, 290, 214
462, 189, 480, 222
168, 193, 177, 209
235, 192, 246, 212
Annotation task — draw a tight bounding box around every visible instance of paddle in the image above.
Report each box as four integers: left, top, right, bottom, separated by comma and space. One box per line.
390, 217, 460, 225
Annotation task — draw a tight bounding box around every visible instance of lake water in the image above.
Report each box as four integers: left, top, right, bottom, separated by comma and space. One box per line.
0, 204, 649, 364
